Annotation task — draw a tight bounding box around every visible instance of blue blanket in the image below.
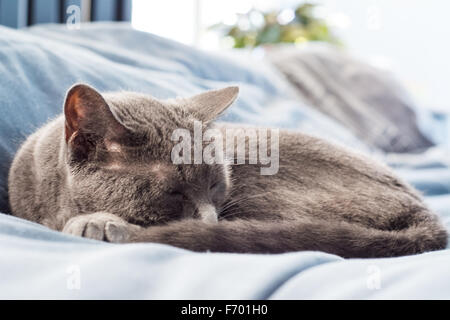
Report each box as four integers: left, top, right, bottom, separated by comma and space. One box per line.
0, 22, 449, 299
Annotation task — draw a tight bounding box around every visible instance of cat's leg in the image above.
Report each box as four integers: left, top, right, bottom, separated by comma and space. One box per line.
63, 212, 141, 243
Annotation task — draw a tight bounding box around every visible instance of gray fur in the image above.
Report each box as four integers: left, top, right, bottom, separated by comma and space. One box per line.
8, 84, 448, 258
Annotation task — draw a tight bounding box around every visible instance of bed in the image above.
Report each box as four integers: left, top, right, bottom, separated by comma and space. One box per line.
0, 23, 449, 299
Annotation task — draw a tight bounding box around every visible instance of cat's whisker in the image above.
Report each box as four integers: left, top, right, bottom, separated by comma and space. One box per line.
219, 192, 272, 220
222, 192, 271, 209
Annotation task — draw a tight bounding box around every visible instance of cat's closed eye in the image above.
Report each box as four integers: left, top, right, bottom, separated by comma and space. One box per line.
210, 181, 226, 192
210, 182, 219, 191
169, 190, 186, 201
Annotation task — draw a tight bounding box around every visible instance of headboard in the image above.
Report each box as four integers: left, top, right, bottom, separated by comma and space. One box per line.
0, 0, 132, 28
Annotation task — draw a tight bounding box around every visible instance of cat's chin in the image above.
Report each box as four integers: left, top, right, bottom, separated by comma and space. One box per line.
198, 204, 219, 224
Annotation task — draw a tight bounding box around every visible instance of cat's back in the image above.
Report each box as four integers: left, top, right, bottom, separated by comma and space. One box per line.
8, 116, 65, 222
218, 124, 427, 224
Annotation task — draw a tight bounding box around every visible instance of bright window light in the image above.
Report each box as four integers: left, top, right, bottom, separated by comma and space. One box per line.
132, 0, 197, 45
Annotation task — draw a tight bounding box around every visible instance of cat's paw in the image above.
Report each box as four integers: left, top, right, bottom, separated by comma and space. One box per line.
62, 212, 139, 243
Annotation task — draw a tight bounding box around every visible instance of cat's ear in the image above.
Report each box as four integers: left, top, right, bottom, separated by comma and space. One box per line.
64, 84, 125, 155
186, 86, 239, 122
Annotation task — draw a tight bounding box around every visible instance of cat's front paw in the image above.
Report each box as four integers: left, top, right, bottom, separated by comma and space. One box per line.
62, 212, 139, 243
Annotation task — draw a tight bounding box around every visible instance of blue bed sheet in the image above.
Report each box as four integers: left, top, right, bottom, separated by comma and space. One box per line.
0, 22, 449, 299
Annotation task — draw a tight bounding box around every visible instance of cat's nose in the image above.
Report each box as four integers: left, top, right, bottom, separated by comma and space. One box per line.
197, 203, 218, 224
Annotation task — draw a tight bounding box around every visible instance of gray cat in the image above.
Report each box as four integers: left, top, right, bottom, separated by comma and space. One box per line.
8, 84, 448, 258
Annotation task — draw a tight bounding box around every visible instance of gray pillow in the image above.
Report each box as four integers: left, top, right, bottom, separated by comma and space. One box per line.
268, 44, 433, 153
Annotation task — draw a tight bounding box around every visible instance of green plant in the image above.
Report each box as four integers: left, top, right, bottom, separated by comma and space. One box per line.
212, 3, 341, 48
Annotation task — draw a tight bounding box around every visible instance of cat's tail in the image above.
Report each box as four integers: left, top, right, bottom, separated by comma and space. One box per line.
130, 214, 448, 258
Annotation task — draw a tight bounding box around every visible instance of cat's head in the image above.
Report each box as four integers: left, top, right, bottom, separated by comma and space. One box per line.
63, 83, 238, 226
